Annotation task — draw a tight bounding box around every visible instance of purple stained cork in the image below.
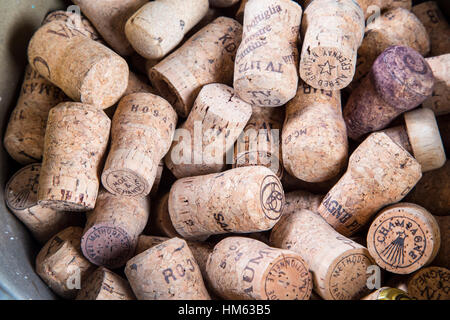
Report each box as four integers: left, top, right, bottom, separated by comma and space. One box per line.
344, 46, 435, 140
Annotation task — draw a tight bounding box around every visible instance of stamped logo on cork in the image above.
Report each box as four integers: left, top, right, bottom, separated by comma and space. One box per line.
260, 175, 284, 220
105, 170, 146, 196
6, 164, 40, 210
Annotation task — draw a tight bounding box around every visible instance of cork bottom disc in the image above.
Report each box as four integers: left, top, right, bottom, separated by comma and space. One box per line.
150, 69, 187, 117
407, 267, 450, 300
102, 169, 150, 197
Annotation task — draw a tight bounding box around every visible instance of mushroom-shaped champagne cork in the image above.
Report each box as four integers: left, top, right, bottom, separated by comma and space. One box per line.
317, 132, 422, 237
433, 216, 450, 269
406, 266, 450, 300
81, 190, 149, 269
165, 84, 252, 178
36, 227, 95, 299
125, 237, 211, 300
282, 82, 348, 183
422, 54, 450, 116
38, 103, 111, 211
27, 19, 129, 109
210, 0, 240, 7
270, 209, 375, 300
101, 93, 177, 197
168, 166, 285, 240
149, 17, 242, 117
299, 0, 365, 90
233, 0, 302, 107
367, 203, 441, 274
283, 190, 324, 215
206, 237, 313, 300
344, 46, 435, 140
125, 0, 209, 59
412, 1, 450, 57
361, 287, 411, 300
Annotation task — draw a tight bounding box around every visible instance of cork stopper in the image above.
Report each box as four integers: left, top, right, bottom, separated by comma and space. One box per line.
344, 46, 435, 140
151, 192, 182, 238
361, 287, 411, 300
210, 0, 240, 7
433, 216, 450, 269
355, 0, 412, 19
165, 83, 252, 178
422, 54, 450, 116
406, 266, 450, 300
270, 209, 374, 300
282, 82, 348, 183
149, 17, 242, 117
206, 237, 313, 300
168, 166, 285, 240
36, 227, 95, 299
38, 103, 111, 211
101, 93, 177, 197
382, 125, 413, 154
283, 190, 324, 215
125, 237, 211, 300
317, 132, 422, 237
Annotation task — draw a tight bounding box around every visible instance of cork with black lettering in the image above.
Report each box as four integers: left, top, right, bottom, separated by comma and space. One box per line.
422, 54, 450, 116
406, 266, 450, 300
283, 190, 324, 215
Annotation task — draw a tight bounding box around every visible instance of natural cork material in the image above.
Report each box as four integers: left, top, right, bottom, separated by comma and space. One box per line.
270, 209, 374, 300
76, 267, 136, 300
149, 17, 242, 117
81, 190, 149, 269
344, 46, 435, 140
38, 103, 111, 211
299, 0, 365, 90
151, 192, 182, 238
361, 287, 411, 300
206, 237, 313, 300
282, 82, 348, 183
28, 19, 129, 109
36, 227, 95, 299
125, 237, 211, 300
233, 0, 302, 107
367, 203, 441, 274
101, 93, 177, 197
165, 84, 252, 178
135, 235, 169, 254
433, 216, 450, 269
422, 54, 450, 116
317, 132, 422, 237
355, 0, 412, 19
406, 266, 450, 300
168, 166, 285, 240
283, 190, 324, 215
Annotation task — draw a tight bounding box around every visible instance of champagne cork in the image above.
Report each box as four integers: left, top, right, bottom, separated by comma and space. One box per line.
209, 0, 240, 8
433, 216, 450, 269
406, 266, 450, 300
299, 0, 365, 90
125, 0, 209, 59
206, 237, 313, 300
236, 0, 248, 23
125, 237, 211, 300
76, 267, 136, 300
101, 93, 177, 197
151, 192, 182, 238
317, 132, 422, 237
344, 46, 435, 140
81, 190, 149, 269
355, 0, 412, 19
165, 84, 252, 178
361, 287, 411, 300
36, 227, 95, 299
412, 1, 450, 56
283, 190, 324, 215
233, 0, 302, 107
28, 19, 129, 109
5, 164, 82, 244
38, 103, 111, 211
367, 203, 441, 274
149, 17, 242, 117
282, 82, 348, 183
269, 209, 374, 300
422, 54, 450, 116
168, 166, 285, 240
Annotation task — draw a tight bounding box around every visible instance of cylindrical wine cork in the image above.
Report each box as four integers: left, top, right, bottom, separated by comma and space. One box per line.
270, 209, 374, 300
299, 0, 365, 90
81, 190, 149, 269
36, 227, 95, 299
367, 203, 441, 274
361, 287, 411, 300
355, 0, 412, 19
125, 0, 209, 59
433, 216, 450, 269
28, 19, 129, 109
38, 103, 111, 211
101, 93, 177, 197
233, 0, 302, 107
412, 1, 450, 56
206, 237, 313, 300
283, 190, 324, 215
165, 84, 252, 178
344, 46, 435, 140
168, 166, 285, 240
149, 17, 242, 117
125, 237, 211, 300
422, 54, 450, 116
317, 132, 422, 237
209, 0, 240, 7
76, 267, 136, 300
151, 192, 182, 238
406, 266, 450, 300
282, 82, 348, 183
236, 0, 249, 23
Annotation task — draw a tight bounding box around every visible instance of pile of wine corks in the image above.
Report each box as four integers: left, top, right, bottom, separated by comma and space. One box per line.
2, 0, 450, 300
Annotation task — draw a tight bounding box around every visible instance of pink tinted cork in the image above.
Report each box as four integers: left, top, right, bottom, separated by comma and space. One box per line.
433, 216, 450, 269
38, 103, 111, 211
283, 190, 324, 215
101, 93, 177, 197
206, 237, 313, 300
423, 54, 450, 116
125, 237, 211, 300
270, 209, 375, 300
406, 266, 450, 300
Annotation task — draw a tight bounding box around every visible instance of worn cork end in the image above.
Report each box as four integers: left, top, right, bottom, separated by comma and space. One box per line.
423, 54, 450, 116
433, 216, 450, 269
152, 193, 182, 238
283, 190, 324, 215
367, 203, 441, 274
125, 237, 211, 300
206, 237, 312, 300
361, 287, 411, 300
406, 266, 450, 300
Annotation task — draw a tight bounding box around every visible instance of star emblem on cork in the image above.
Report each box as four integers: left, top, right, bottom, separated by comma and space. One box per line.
318, 61, 336, 75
